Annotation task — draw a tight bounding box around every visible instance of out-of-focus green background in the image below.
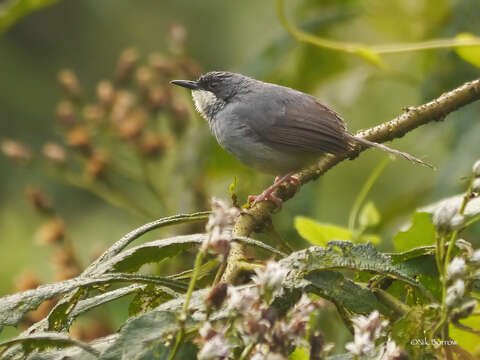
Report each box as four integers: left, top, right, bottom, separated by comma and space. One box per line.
1, 0, 479, 346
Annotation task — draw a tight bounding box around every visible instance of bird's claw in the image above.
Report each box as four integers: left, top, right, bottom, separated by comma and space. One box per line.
248, 173, 300, 207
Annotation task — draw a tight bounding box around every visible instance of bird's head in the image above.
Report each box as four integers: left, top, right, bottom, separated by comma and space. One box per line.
171, 71, 248, 121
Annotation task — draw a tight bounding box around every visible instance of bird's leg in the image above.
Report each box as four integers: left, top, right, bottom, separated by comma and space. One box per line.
248, 172, 300, 207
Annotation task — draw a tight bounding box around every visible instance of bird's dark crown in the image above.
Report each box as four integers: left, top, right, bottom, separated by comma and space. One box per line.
196, 71, 250, 100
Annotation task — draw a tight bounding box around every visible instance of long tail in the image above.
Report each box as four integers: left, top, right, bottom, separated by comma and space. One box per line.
345, 133, 435, 169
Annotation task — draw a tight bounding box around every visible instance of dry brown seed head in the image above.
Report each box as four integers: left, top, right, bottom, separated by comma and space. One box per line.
83, 104, 105, 124
116, 108, 147, 140
135, 66, 154, 90
1, 139, 32, 163
58, 69, 82, 98
66, 126, 91, 152
110, 90, 135, 124
14, 270, 41, 292
148, 85, 169, 110
116, 48, 139, 82
25, 186, 53, 213
35, 217, 65, 245
86, 149, 108, 179
149, 53, 176, 75
56, 100, 77, 126
138, 132, 169, 157
42, 142, 67, 165
97, 80, 116, 107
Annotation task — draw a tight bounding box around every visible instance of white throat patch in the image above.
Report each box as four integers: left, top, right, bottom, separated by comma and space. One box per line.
191, 90, 218, 121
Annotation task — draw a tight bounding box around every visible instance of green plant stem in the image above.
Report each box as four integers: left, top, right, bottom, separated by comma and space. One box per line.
348, 157, 390, 233
276, 0, 480, 62
435, 179, 475, 338
169, 248, 206, 360
239, 342, 255, 360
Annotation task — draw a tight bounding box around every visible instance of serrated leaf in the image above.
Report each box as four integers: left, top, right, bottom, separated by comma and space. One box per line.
455, 33, 480, 68
281, 241, 433, 300
295, 217, 351, 246
359, 201, 381, 229
128, 284, 176, 317
0, 332, 99, 358
306, 271, 388, 315
84, 212, 210, 276
0, 273, 186, 327
99, 311, 197, 360
393, 212, 436, 252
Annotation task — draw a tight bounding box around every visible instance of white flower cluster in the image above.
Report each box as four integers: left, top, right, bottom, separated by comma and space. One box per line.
251, 261, 288, 301
220, 284, 321, 358
203, 198, 240, 258
432, 203, 463, 233
446, 279, 465, 307
447, 257, 466, 280
197, 322, 232, 360
345, 311, 388, 356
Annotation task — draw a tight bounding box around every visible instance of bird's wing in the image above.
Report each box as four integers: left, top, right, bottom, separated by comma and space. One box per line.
235, 86, 351, 155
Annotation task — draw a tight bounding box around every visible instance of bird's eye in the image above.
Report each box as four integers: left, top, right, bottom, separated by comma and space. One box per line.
210, 82, 218, 89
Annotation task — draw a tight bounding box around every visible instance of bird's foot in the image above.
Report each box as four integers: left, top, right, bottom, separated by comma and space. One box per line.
248, 173, 300, 207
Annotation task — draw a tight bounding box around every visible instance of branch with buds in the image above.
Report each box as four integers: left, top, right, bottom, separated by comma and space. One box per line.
222, 78, 480, 282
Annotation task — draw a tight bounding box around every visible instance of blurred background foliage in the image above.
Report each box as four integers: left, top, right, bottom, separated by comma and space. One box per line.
1, 0, 480, 353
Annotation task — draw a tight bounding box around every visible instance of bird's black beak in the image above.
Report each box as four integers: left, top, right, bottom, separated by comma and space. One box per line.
170, 79, 201, 90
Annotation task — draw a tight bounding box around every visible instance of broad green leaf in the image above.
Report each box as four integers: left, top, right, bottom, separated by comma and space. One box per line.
0, 273, 185, 327
289, 346, 309, 360
388, 245, 436, 265
0, 332, 98, 358
97, 234, 205, 273
393, 212, 436, 252
295, 216, 351, 246
295, 217, 380, 246
359, 201, 381, 229
128, 284, 176, 317
450, 315, 480, 354
455, 33, 480, 68
281, 241, 434, 300
84, 211, 210, 276
99, 311, 197, 360
391, 306, 439, 358
306, 271, 389, 315
360, 233, 381, 244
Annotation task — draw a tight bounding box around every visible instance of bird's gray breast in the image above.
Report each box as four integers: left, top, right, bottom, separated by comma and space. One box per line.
210, 101, 303, 174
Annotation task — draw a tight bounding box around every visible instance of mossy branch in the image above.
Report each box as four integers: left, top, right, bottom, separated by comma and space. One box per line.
222, 78, 480, 282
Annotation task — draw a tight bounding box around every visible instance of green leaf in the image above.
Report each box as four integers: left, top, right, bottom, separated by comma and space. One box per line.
359, 201, 381, 229
289, 346, 309, 360
0, 273, 185, 327
281, 241, 434, 300
393, 212, 436, 252
455, 33, 480, 68
97, 234, 205, 274
360, 233, 381, 244
306, 271, 389, 315
99, 311, 197, 360
0, 332, 99, 358
84, 212, 210, 276
295, 216, 351, 246
128, 284, 176, 317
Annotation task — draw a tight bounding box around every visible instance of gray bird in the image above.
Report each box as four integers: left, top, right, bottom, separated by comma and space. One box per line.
171, 72, 431, 206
